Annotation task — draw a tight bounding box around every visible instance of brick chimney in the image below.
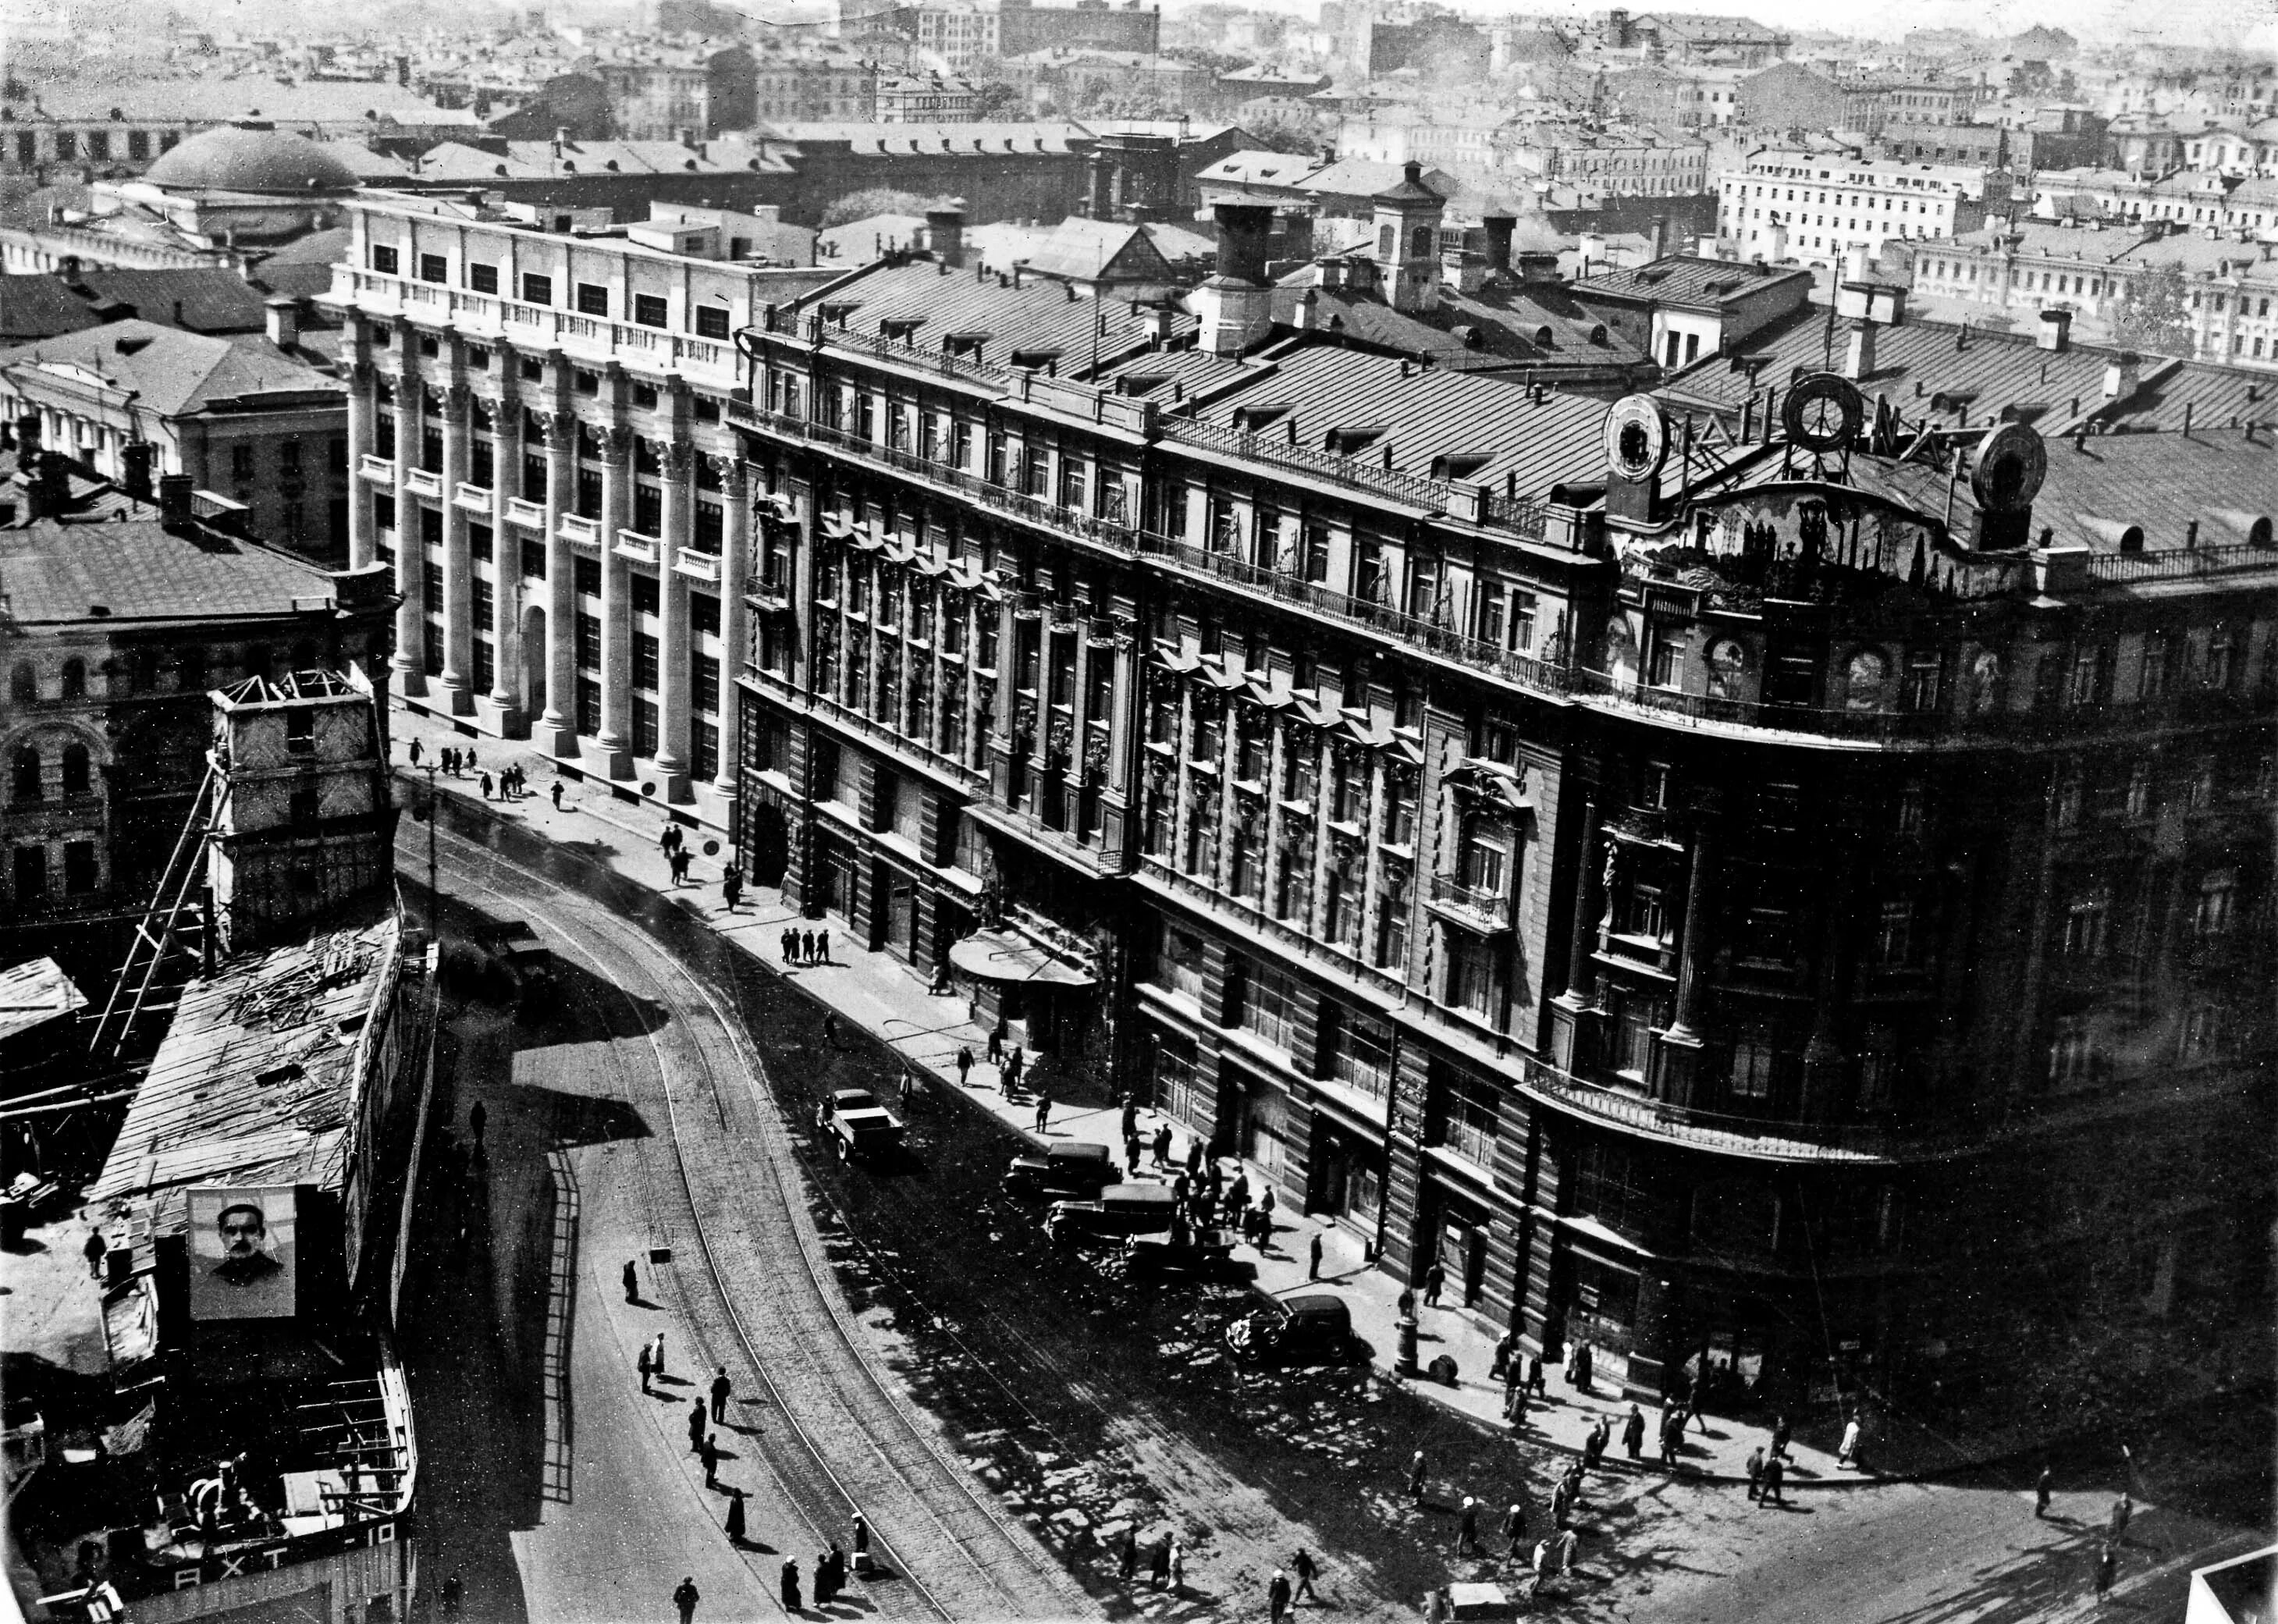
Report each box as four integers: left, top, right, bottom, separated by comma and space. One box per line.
2102, 349, 2141, 400
23, 452, 70, 522
1841, 315, 1876, 381
2037, 308, 2070, 352
1193, 202, 1277, 356
1481, 212, 1516, 276
121, 440, 155, 499
158, 472, 196, 527
265, 296, 300, 350
926, 198, 966, 268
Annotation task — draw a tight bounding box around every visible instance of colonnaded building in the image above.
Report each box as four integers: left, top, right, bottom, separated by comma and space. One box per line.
324, 179, 2275, 1411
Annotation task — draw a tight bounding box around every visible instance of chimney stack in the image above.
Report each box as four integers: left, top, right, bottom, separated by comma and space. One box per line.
1481, 212, 1516, 276
1842, 316, 1876, 382
15, 412, 41, 452
265, 296, 300, 350
1194, 202, 1277, 356
2102, 349, 2141, 400
2037, 308, 2071, 352
926, 197, 966, 268
121, 440, 154, 499
1516, 249, 1561, 285
23, 453, 69, 522
158, 473, 195, 527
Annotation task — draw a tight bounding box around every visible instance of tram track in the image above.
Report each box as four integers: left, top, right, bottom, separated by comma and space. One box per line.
425, 819, 1087, 1622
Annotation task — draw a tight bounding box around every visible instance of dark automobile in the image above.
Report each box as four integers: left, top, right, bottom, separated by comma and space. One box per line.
1043, 1184, 1178, 1245
1000, 1141, 1117, 1199
1123, 1225, 1236, 1276
490, 921, 553, 1007
1224, 1293, 1360, 1365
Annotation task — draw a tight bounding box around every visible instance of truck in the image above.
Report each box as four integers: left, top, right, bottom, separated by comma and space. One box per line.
824, 1088, 905, 1164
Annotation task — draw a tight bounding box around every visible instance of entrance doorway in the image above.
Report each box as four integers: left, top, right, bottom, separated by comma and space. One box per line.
1438, 1216, 1487, 1307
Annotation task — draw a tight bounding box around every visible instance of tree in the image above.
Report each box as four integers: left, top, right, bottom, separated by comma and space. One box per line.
970, 80, 1025, 120
1245, 112, 1329, 155
2109, 259, 2197, 360
819, 188, 944, 229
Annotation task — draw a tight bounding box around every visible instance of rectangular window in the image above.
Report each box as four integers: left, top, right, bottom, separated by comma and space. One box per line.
632, 293, 669, 329
521, 272, 553, 305
1431, 1068, 1498, 1166
695, 305, 731, 339
523, 539, 547, 579
63, 840, 97, 895
232, 444, 256, 480
469, 262, 499, 293
575, 612, 602, 672
419, 252, 448, 284
577, 283, 609, 316
1233, 956, 1301, 1053
371, 244, 400, 275
635, 699, 659, 757
632, 574, 659, 617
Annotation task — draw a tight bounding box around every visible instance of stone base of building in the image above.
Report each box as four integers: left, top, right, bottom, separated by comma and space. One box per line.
577, 736, 633, 781
474, 695, 528, 739
531, 717, 580, 759
436, 677, 477, 717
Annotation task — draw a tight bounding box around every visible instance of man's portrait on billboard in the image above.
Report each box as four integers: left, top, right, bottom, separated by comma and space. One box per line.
187, 1185, 297, 1321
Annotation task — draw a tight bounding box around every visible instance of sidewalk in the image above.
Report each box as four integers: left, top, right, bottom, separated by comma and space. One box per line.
386, 698, 1863, 1495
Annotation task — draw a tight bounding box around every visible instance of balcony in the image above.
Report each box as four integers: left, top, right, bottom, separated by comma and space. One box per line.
559, 513, 600, 548
615, 528, 659, 565
673, 545, 720, 584
453, 481, 492, 513
1427, 873, 1513, 932
402, 467, 442, 499
506, 496, 546, 531
357, 453, 396, 486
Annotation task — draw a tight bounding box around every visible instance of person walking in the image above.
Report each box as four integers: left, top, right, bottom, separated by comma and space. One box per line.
780, 1558, 801, 1615
2109, 1491, 2132, 1544
1761, 1452, 1786, 1508
699, 1432, 720, 1487
550, 780, 564, 811
1167, 1538, 1185, 1596
1623, 1403, 1646, 1460
2035, 1466, 2053, 1518
1505, 1375, 1530, 1430
83, 1230, 106, 1280
408, 737, 422, 767
1292, 1548, 1319, 1604
957, 1046, 974, 1089
1526, 1351, 1546, 1396
1308, 1231, 1324, 1281
478, 771, 493, 800
725, 1488, 747, 1545
2094, 1542, 2117, 1605
688, 1402, 707, 1453
1501, 1503, 1527, 1564
1268, 1569, 1292, 1623
1771, 1414, 1792, 1460
1418, 1260, 1441, 1304
673, 1576, 699, 1624
1005, 1044, 1025, 1093
652, 1331, 667, 1382
1550, 1475, 1573, 1531
1839, 1413, 1863, 1469
987, 1022, 1005, 1066
1746, 1446, 1765, 1501
1407, 1449, 1428, 1503
1660, 1406, 1683, 1467
1457, 1496, 1480, 1556
710, 1366, 732, 1424
723, 871, 744, 912
1150, 1537, 1171, 1590
1153, 1123, 1172, 1168
624, 1258, 641, 1302
1118, 1530, 1138, 1583
465, 746, 478, 776
852, 1510, 869, 1576
1583, 1418, 1608, 1473
1032, 1088, 1051, 1135
1258, 1186, 1276, 1233
638, 1341, 654, 1395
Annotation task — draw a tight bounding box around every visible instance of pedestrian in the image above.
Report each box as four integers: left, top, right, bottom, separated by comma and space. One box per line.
852, 1510, 869, 1576
624, 1258, 640, 1302
725, 1487, 746, 1545
1120, 1094, 1139, 1141
780, 1558, 801, 1615
1839, 1413, 1862, 1469
1153, 1123, 1172, 1167
1583, 1418, 1608, 1472
2035, 1466, 2053, 1519
1186, 1135, 1204, 1174
466, 746, 478, 776
700, 1432, 719, 1487
550, 780, 564, 811
1458, 1495, 1479, 1556
2095, 1542, 2117, 1604
83, 1230, 105, 1280
2109, 1492, 2132, 1544
1504, 1376, 1529, 1430
1550, 1476, 1572, 1530
661, 823, 681, 857
1398, 1287, 1417, 1321
1032, 1088, 1051, 1135
817, 1549, 838, 1605
1269, 1568, 1292, 1623
1406, 1449, 1427, 1502
1491, 1331, 1514, 1383
1526, 1351, 1546, 1395
813, 929, 830, 964
987, 1022, 1005, 1065
900, 1066, 916, 1108
1258, 1186, 1276, 1230
470, 1100, 486, 1143
1746, 1446, 1764, 1501
480, 771, 494, 800
669, 849, 688, 887
1501, 1503, 1526, 1563
1623, 1403, 1646, 1459
638, 1341, 654, 1395
1150, 1537, 1171, 1590
409, 737, 423, 767
688, 1402, 706, 1453
1573, 1340, 1594, 1394
1423, 1260, 1445, 1307
652, 1331, 666, 1381
1308, 1231, 1324, 1281
1119, 1529, 1138, 1583
1005, 1044, 1025, 1091
1660, 1408, 1681, 1467
1125, 1132, 1142, 1176
1293, 1548, 1318, 1603
673, 1576, 699, 1624
723, 872, 743, 912
1167, 1539, 1184, 1595
1771, 1414, 1792, 1459
711, 1366, 732, 1423
1761, 1452, 1786, 1507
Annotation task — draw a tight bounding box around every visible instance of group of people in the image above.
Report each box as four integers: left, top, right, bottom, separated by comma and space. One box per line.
781, 926, 833, 966
1114, 1529, 1189, 1594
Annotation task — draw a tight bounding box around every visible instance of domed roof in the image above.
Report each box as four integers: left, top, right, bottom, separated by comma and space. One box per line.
143, 123, 359, 196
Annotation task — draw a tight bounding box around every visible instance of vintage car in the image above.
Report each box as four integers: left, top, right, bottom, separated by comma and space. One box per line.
1043, 1183, 1178, 1246
824, 1088, 905, 1163
1123, 1225, 1237, 1277
1000, 1140, 1118, 1200
489, 920, 553, 1007
1224, 1293, 1361, 1365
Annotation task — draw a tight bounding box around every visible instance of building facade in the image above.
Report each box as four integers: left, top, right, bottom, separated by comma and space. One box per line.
1718, 150, 1992, 268
333, 191, 2277, 1413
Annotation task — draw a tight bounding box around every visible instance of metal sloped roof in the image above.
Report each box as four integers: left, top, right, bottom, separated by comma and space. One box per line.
0, 958, 88, 1046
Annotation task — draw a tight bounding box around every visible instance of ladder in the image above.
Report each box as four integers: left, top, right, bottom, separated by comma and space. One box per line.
88, 760, 229, 1061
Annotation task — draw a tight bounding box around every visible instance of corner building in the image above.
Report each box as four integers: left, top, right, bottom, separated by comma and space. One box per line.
333, 191, 2276, 1412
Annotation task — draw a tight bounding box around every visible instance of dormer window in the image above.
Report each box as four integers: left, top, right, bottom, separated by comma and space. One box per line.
1430, 453, 1490, 480
1010, 348, 1061, 371
881, 316, 924, 342
819, 300, 858, 326
1324, 425, 1386, 455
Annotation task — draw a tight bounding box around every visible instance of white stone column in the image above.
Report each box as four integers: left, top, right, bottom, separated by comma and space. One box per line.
388, 339, 425, 698
343, 318, 376, 572
483, 385, 526, 736
436, 375, 474, 715
654, 438, 693, 794
534, 407, 578, 757
594, 419, 634, 774
713, 452, 749, 802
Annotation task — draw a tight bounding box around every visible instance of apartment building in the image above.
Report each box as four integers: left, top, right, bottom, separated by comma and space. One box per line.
914, 2, 1002, 70
1501, 122, 1711, 198
332, 187, 2276, 1414
1718, 150, 1991, 268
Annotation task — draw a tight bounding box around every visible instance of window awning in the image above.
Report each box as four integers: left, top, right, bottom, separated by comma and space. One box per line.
947, 929, 1097, 987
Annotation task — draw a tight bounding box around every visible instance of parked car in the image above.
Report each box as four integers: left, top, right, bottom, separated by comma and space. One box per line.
1044, 1183, 1178, 1246
1000, 1140, 1117, 1200
1426, 1582, 1517, 1621
1124, 1225, 1236, 1277
1224, 1293, 1360, 1365
825, 1088, 904, 1163
489, 920, 553, 1007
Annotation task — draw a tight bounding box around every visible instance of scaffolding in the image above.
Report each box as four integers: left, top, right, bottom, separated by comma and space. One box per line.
87, 759, 229, 1062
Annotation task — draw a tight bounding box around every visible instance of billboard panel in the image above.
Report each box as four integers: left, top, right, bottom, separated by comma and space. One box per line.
187, 1185, 300, 1321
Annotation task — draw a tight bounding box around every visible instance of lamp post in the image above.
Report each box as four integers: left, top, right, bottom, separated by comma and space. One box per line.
410, 762, 439, 941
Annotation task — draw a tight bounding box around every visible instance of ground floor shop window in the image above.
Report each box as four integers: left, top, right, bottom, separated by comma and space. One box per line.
1313, 1122, 1381, 1228
1569, 1254, 1638, 1355
1236, 1067, 1290, 1183
1154, 1034, 1200, 1125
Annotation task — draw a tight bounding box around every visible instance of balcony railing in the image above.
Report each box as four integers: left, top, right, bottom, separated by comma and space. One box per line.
402, 467, 441, 499
357, 453, 395, 485
453, 480, 491, 512
2084, 538, 2278, 582
506, 497, 546, 530
673, 545, 720, 583
1160, 416, 1547, 539
1428, 872, 1513, 929
330, 269, 737, 382
616, 528, 659, 564
559, 513, 599, 547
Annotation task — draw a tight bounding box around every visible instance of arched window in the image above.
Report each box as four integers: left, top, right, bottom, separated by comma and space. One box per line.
61, 742, 91, 798
9, 663, 35, 705
11, 746, 41, 804
59, 658, 86, 700
1377, 224, 1395, 258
